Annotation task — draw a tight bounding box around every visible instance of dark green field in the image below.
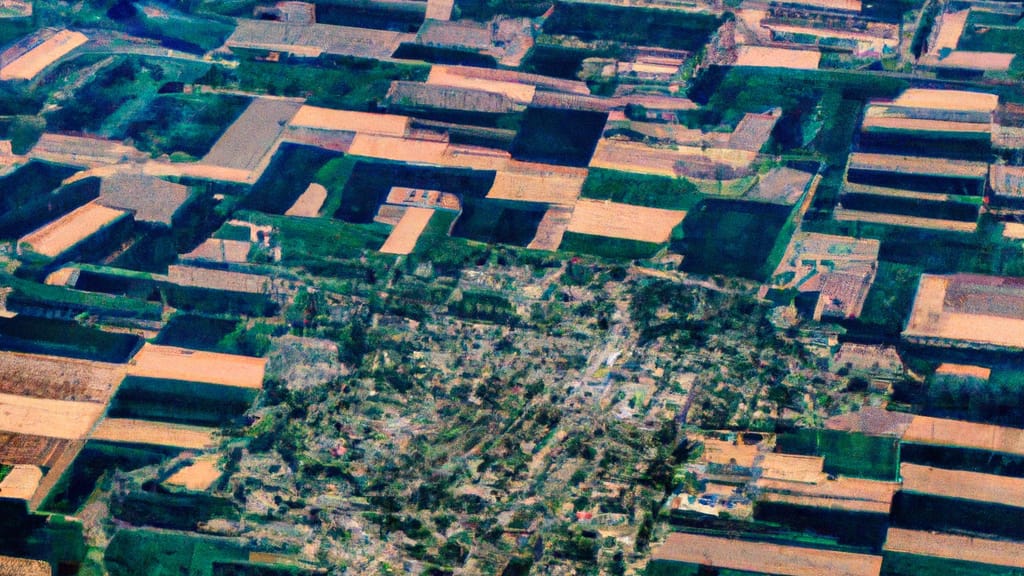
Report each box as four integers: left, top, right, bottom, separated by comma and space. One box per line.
678, 199, 791, 281
122, 93, 250, 159
581, 169, 702, 210
108, 376, 258, 427
776, 429, 900, 481
559, 232, 662, 260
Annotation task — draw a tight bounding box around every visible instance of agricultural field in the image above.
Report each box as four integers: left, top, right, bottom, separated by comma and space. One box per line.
18, 201, 128, 259
511, 107, 607, 167
580, 169, 703, 211
121, 93, 251, 159
0, 351, 124, 403
202, 98, 302, 172
678, 199, 792, 281
542, 2, 724, 52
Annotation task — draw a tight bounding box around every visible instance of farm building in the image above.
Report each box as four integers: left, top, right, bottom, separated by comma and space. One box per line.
650, 532, 883, 576
98, 173, 189, 226
225, 19, 414, 60
903, 273, 1024, 349
0, 29, 87, 81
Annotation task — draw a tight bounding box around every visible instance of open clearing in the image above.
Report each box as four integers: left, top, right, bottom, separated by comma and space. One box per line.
567, 199, 684, 243
0, 30, 88, 80
0, 351, 125, 403
884, 528, 1024, 569
285, 182, 328, 217
19, 202, 127, 258
165, 454, 221, 491
289, 106, 410, 137
203, 99, 302, 172
128, 343, 267, 389
91, 418, 216, 449
380, 207, 435, 255
735, 46, 820, 70
0, 393, 104, 439
652, 532, 882, 576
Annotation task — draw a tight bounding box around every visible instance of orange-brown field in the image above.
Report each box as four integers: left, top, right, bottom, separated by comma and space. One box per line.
19, 202, 127, 258
0, 554, 51, 576
901, 463, 1024, 506
285, 183, 328, 217
128, 343, 267, 389
0, 351, 125, 403
379, 207, 435, 255
528, 207, 573, 251
758, 453, 825, 483
289, 106, 410, 137
486, 163, 587, 205
890, 89, 999, 113
0, 30, 88, 80
903, 275, 1024, 347
934, 363, 991, 380
923, 51, 1015, 71
427, 66, 537, 103
182, 238, 252, 264
884, 528, 1024, 569
903, 414, 1024, 457
165, 455, 221, 491
833, 208, 978, 232
756, 476, 897, 514
91, 418, 216, 450
566, 199, 684, 243
0, 465, 43, 500
348, 134, 448, 165
735, 46, 820, 70
0, 393, 105, 439
652, 532, 883, 576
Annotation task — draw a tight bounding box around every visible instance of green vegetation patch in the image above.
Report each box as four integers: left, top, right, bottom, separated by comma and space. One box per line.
156, 314, 271, 357
105, 528, 248, 576
122, 93, 250, 159
450, 290, 519, 324
777, 429, 899, 481
581, 169, 703, 210
42, 441, 180, 515
412, 210, 492, 276
2, 272, 163, 320
0, 115, 46, 154
108, 376, 258, 427
223, 56, 428, 111
451, 200, 545, 247
855, 261, 923, 337
244, 143, 344, 215
0, 316, 140, 363
0, 161, 79, 219
881, 550, 1024, 576
678, 199, 791, 281
511, 107, 607, 167
543, 2, 724, 51
560, 232, 662, 260
112, 490, 239, 531
238, 211, 391, 274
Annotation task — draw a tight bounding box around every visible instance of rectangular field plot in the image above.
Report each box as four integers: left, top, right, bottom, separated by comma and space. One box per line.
128, 343, 266, 389
566, 199, 684, 243
202, 99, 302, 172
884, 528, 1024, 572
0, 393, 104, 439
18, 202, 128, 258
678, 199, 791, 281
0, 433, 75, 468
0, 351, 125, 403
91, 419, 216, 450
108, 376, 259, 427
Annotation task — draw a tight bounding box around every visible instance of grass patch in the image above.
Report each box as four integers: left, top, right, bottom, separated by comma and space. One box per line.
244, 143, 343, 215
543, 2, 724, 51
412, 210, 491, 276
239, 211, 391, 265
0, 316, 140, 362
223, 56, 428, 111
581, 169, 702, 210
777, 429, 899, 481
0, 161, 79, 218
559, 232, 662, 259
121, 93, 250, 158
105, 527, 248, 576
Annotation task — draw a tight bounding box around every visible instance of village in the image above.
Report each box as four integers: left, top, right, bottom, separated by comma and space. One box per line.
1, 0, 1024, 574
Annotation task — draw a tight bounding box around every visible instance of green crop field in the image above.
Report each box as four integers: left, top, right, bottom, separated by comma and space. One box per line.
560, 232, 663, 260
678, 199, 791, 281
105, 528, 249, 576
581, 169, 703, 211
777, 429, 899, 481
108, 376, 258, 427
